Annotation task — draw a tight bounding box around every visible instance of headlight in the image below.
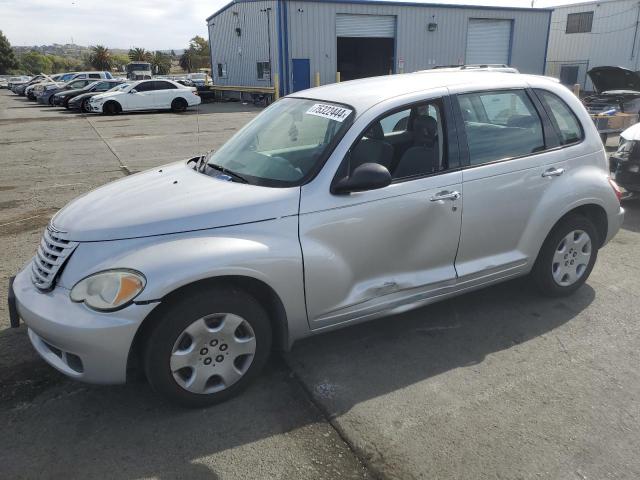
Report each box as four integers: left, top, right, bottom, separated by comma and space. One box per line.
70, 270, 146, 311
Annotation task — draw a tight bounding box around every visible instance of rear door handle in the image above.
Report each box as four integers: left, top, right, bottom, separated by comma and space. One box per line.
430, 190, 461, 202
542, 167, 565, 178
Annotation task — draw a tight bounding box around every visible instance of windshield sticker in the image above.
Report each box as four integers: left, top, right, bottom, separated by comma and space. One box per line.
306, 103, 352, 122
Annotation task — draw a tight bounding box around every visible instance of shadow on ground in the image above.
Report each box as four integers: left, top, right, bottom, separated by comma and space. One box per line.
0, 277, 594, 479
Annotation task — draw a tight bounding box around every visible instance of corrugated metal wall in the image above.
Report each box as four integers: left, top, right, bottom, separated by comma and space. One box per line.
208, 0, 279, 87
208, 1, 550, 92
546, 0, 640, 91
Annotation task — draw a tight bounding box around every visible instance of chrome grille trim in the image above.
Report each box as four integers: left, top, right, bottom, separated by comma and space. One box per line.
31, 225, 78, 290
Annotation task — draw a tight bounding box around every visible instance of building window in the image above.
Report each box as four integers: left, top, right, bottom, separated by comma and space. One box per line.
566, 12, 593, 34
217, 63, 227, 78
257, 61, 271, 80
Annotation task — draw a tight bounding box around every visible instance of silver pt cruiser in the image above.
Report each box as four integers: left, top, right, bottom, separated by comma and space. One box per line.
9, 72, 625, 407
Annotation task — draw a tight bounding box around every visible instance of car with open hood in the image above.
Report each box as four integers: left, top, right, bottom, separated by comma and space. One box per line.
9, 71, 625, 407
583, 66, 640, 143
610, 122, 640, 194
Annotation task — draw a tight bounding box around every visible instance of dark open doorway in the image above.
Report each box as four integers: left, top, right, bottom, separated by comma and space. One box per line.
337, 37, 394, 81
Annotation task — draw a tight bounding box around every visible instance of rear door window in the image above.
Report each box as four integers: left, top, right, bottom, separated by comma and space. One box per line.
535, 90, 584, 145
154, 81, 177, 90
135, 81, 155, 92
456, 90, 545, 165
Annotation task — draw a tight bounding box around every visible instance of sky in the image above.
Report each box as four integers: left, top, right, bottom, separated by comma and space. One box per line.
0, 0, 584, 51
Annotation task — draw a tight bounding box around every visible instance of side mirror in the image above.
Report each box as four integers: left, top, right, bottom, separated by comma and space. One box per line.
332, 163, 392, 194
130, 89, 137, 94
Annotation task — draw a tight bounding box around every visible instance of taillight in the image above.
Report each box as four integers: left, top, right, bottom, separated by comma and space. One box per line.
608, 176, 623, 202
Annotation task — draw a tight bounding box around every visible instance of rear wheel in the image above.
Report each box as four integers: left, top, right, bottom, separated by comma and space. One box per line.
171, 97, 188, 113
532, 215, 598, 297
144, 287, 272, 408
103, 101, 120, 115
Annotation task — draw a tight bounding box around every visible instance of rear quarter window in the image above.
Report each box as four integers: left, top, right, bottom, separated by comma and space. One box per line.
535, 89, 584, 146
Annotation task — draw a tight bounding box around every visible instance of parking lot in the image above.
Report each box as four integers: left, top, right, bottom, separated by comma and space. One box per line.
1, 89, 640, 479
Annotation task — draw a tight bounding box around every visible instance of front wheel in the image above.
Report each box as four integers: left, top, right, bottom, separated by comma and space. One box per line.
531, 215, 598, 297
144, 287, 272, 408
81, 98, 91, 113
103, 101, 120, 115
171, 98, 188, 112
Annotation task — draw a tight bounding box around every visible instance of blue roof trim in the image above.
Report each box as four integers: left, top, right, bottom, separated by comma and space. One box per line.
207, 0, 552, 21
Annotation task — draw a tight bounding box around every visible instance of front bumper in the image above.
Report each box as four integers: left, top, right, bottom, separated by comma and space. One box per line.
11, 267, 157, 384
89, 103, 103, 113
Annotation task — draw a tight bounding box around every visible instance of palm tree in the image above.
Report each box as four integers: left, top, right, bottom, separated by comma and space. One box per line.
179, 50, 194, 73
150, 51, 171, 75
128, 47, 150, 62
89, 45, 112, 71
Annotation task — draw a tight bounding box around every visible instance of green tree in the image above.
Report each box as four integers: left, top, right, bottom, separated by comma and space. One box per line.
19, 51, 53, 74
128, 47, 151, 62
111, 53, 131, 71
150, 51, 171, 75
0, 30, 18, 74
89, 45, 112, 71
179, 49, 194, 73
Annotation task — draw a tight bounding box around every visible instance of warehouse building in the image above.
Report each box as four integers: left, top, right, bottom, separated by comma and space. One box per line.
546, 0, 640, 91
206, 0, 552, 96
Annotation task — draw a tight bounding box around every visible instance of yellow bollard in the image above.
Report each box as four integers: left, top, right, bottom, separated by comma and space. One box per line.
314, 71, 320, 87
273, 74, 280, 100
336, 71, 341, 83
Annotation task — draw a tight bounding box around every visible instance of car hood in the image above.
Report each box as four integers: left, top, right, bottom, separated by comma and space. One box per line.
621, 122, 640, 141
92, 90, 123, 101
56, 88, 85, 97
69, 92, 96, 103
51, 160, 300, 242
588, 66, 640, 94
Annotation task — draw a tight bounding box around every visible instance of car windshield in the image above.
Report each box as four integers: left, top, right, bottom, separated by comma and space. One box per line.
204, 98, 354, 187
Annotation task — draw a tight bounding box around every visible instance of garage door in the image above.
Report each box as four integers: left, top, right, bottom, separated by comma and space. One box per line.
466, 19, 512, 65
336, 14, 396, 38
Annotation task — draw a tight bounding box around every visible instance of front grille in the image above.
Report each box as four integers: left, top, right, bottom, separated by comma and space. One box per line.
31, 225, 78, 290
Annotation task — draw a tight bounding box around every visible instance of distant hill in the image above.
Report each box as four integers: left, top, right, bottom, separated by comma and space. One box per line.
13, 44, 184, 58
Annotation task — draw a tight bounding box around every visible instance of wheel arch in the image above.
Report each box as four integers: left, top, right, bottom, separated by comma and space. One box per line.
103, 99, 121, 113
127, 275, 290, 380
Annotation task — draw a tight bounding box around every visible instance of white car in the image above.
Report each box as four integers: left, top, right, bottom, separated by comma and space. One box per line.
89, 79, 201, 114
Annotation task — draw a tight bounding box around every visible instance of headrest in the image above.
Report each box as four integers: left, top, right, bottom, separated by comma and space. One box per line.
364, 122, 385, 140
413, 115, 438, 145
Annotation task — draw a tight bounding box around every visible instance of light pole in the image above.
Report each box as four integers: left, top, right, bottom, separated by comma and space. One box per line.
260, 8, 273, 86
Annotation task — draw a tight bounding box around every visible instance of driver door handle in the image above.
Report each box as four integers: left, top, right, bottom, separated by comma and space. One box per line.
542, 167, 565, 178
430, 190, 461, 202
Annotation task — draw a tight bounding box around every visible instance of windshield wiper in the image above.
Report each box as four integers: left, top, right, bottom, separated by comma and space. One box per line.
206, 162, 249, 183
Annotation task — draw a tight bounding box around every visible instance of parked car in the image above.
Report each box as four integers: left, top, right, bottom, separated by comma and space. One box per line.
25, 74, 65, 99
610, 122, 640, 195
34, 73, 83, 103
0, 75, 10, 89
68, 81, 129, 112
9, 72, 624, 407
186, 72, 211, 87
88, 79, 201, 114
38, 78, 95, 105
583, 66, 640, 143
13, 75, 46, 95
52, 79, 124, 108
7, 76, 31, 89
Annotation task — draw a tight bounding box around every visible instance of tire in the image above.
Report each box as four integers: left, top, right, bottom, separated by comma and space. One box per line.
48, 96, 55, 106
531, 215, 599, 297
103, 101, 120, 115
171, 97, 188, 113
144, 287, 272, 408
81, 98, 90, 113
